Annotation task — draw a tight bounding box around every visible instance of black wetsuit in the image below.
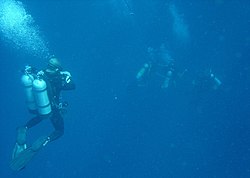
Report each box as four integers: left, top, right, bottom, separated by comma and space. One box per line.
25, 70, 75, 142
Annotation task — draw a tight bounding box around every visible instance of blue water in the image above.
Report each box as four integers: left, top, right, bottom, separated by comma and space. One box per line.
0, 0, 250, 177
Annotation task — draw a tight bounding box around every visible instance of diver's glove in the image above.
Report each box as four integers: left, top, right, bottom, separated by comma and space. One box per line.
31, 136, 50, 152
60, 71, 72, 84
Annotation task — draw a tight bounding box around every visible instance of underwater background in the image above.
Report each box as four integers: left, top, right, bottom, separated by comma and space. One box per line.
0, 0, 250, 177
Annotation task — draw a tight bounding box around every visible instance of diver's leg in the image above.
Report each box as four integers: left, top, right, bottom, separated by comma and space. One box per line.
12, 126, 28, 159
49, 111, 64, 141
12, 115, 46, 159
25, 115, 43, 129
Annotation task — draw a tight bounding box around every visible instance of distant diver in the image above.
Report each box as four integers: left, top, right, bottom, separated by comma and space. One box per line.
10, 57, 76, 171
136, 44, 176, 89
192, 69, 222, 92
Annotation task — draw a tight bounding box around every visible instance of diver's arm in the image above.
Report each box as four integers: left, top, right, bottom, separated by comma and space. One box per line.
60, 71, 76, 90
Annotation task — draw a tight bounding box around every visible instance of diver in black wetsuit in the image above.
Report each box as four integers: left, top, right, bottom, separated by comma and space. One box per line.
12, 57, 76, 159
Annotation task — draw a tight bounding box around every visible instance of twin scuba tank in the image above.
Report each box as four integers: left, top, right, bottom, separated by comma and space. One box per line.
161, 70, 173, 89
136, 63, 150, 80
210, 73, 222, 90
21, 69, 51, 115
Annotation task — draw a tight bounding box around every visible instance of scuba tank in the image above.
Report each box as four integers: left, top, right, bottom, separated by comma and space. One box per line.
210, 73, 222, 90
161, 70, 173, 89
32, 77, 52, 115
21, 74, 36, 112
136, 63, 150, 80
214, 77, 222, 87
21, 66, 52, 115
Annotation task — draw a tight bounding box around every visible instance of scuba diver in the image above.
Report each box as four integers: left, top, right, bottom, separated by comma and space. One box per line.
189, 69, 222, 115
10, 57, 75, 171
136, 44, 176, 89
192, 69, 222, 92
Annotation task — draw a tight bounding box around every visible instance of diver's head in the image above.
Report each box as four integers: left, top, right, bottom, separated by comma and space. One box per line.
45, 57, 62, 75
48, 57, 62, 70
